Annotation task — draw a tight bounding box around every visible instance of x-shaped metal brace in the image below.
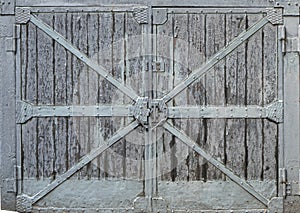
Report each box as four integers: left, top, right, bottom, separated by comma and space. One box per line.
16, 8, 283, 210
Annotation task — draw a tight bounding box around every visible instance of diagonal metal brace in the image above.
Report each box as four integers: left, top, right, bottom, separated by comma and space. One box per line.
19, 121, 139, 207
163, 122, 270, 207
29, 14, 139, 101
168, 100, 283, 123
16, 101, 133, 124
162, 17, 269, 103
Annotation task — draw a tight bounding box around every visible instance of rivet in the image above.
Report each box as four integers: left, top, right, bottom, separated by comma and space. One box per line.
38, 107, 41, 110
53, 107, 56, 110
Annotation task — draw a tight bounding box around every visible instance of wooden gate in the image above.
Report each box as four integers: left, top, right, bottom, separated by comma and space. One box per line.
1, 0, 300, 212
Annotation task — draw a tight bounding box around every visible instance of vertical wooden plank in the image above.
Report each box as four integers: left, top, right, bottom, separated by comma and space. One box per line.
22, 22, 38, 179
156, 15, 174, 181
87, 13, 101, 178
205, 14, 226, 180
124, 12, 144, 180
98, 12, 113, 178
262, 23, 277, 180
186, 13, 206, 181
110, 12, 126, 178
172, 13, 189, 181
246, 14, 263, 180
66, 12, 79, 172
225, 14, 247, 178
72, 12, 88, 178
53, 13, 68, 176
36, 13, 55, 178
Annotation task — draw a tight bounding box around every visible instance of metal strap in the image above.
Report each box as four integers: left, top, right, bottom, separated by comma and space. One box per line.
168, 100, 283, 123
27, 120, 139, 205
16, 101, 132, 124
162, 17, 269, 103
29, 15, 139, 101
163, 122, 270, 207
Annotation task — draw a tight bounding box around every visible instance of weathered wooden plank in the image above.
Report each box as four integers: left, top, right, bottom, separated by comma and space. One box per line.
21, 22, 38, 179
173, 13, 189, 181
186, 13, 206, 181
225, 14, 247, 179
205, 14, 226, 180
36, 13, 55, 178
262, 22, 277, 180
87, 13, 101, 178
246, 14, 263, 180
53, 13, 68, 176
98, 12, 113, 179
110, 12, 126, 178
156, 14, 174, 181
69, 13, 86, 178
75, 13, 89, 178
66, 12, 79, 173
124, 12, 144, 180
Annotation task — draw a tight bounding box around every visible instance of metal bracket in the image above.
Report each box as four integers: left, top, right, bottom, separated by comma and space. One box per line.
133, 196, 168, 213
266, 8, 283, 25
15, 7, 31, 24
266, 100, 283, 123
152, 60, 165, 72
0, 0, 15, 15
268, 197, 284, 213
129, 97, 150, 126
133, 7, 148, 24
16, 194, 33, 212
5, 36, 15, 52
152, 8, 168, 25
16, 100, 132, 124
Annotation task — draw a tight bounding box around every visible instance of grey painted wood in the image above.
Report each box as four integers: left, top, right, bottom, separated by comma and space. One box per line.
225, 14, 247, 179
246, 14, 263, 180
21, 22, 38, 179
205, 13, 226, 180
262, 22, 277, 180
36, 13, 55, 178
186, 13, 206, 181
155, 14, 174, 181
54, 13, 68, 176
173, 13, 189, 181
0, 15, 16, 210
87, 13, 101, 178
124, 12, 144, 180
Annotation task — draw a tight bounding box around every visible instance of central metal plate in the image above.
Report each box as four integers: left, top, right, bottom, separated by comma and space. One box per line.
130, 97, 168, 127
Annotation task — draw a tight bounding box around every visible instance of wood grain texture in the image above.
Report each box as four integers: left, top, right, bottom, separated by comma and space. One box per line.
205, 14, 226, 180
124, 12, 144, 180
21, 23, 38, 179
173, 13, 190, 181
54, 13, 68, 176
156, 15, 174, 181
225, 14, 247, 179
246, 14, 263, 180
262, 22, 277, 180
36, 13, 55, 179
186, 13, 206, 181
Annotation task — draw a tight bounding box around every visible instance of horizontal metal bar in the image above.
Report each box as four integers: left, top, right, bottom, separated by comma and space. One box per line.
16, 101, 132, 124
163, 122, 270, 206
162, 16, 269, 103
32, 207, 267, 213
29, 5, 142, 13
168, 101, 283, 123
15, 0, 274, 7
167, 7, 265, 14
30, 120, 139, 205
29, 14, 139, 101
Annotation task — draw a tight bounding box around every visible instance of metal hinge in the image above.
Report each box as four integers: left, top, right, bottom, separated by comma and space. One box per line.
133, 7, 148, 24
5, 36, 15, 52
279, 25, 300, 53
279, 168, 289, 197
0, 0, 15, 15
